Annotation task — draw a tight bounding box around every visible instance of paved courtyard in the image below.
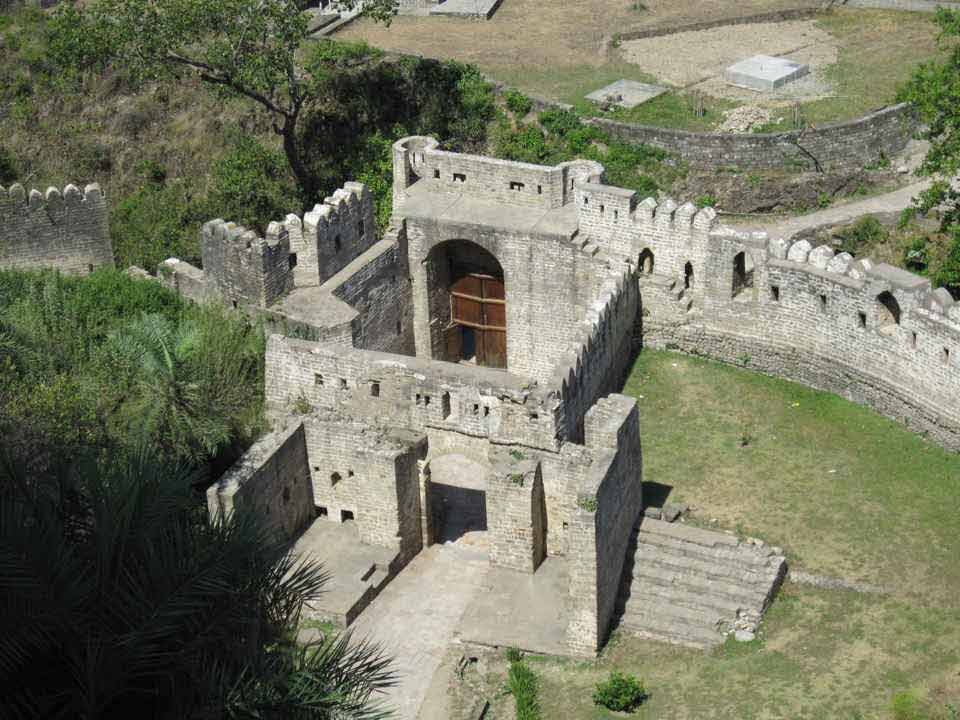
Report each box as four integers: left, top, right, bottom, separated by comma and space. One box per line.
350, 542, 491, 719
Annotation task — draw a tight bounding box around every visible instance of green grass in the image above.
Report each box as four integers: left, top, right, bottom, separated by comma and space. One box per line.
533, 349, 960, 719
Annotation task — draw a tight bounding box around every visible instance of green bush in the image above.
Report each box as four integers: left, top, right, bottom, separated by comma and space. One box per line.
903, 236, 930, 273
507, 658, 541, 720
836, 216, 889, 256
933, 229, 960, 299
504, 88, 534, 118
494, 122, 549, 164
593, 670, 648, 712
538, 108, 581, 137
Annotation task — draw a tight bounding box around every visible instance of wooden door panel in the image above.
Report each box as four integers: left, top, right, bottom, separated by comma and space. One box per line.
445, 323, 461, 361
452, 295, 483, 325
484, 302, 506, 329
452, 274, 483, 298
482, 330, 507, 368
482, 277, 505, 301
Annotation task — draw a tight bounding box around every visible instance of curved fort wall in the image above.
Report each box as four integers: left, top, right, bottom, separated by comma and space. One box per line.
587, 103, 916, 172
0, 183, 112, 274
573, 183, 960, 450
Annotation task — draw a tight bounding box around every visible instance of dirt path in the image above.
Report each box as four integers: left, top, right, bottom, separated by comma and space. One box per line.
733, 178, 932, 239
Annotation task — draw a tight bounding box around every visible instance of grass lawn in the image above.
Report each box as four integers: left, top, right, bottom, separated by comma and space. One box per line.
530, 349, 960, 719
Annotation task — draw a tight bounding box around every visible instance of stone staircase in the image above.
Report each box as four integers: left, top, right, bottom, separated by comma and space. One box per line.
619, 518, 787, 649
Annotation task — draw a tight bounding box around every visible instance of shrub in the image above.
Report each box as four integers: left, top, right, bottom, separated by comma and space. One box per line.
507, 658, 541, 720
538, 108, 581, 137
593, 671, 648, 712
903, 236, 930, 273
504, 88, 534, 118
696, 195, 718, 209
933, 228, 960, 299
836, 215, 888, 256
494, 123, 549, 164
505, 646, 523, 663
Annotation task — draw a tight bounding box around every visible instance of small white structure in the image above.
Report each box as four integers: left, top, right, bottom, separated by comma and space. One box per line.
724, 55, 809, 92
586, 80, 668, 109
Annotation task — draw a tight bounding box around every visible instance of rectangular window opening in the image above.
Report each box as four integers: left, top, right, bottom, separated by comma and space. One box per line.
529, 412, 539, 422
912, 332, 918, 349
819, 294, 827, 312
317, 506, 328, 518
341, 510, 354, 522
314, 373, 324, 386
339, 378, 348, 390
442, 392, 451, 419
453, 172, 466, 183
483, 406, 490, 417
614, 209, 619, 220
433, 168, 440, 179
770, 285, 780, 302
370, 381, 380, 398
600, 204, 605, 214
537, 185, 543, 195
288, 253, 298, 270
359, 220, 364, 238
473, 403, 480, 415
858, 312, 867, 328
943, 347, 951, 365
424, 395, 431, 406
509, 181, 525, 191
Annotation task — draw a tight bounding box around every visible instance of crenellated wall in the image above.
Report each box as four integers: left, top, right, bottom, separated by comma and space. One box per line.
0, 183, 113, 274
200, 219, 294, 308
297, 182, 376, 286
580, 188, 960, 450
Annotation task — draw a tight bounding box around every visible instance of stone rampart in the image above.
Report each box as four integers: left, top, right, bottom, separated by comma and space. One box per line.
297, 182, 376, 286
393, 136, 604, 210
264, 335, 564, 452
200, 219, 294, 308
205, 421, 314, 541
0, 183, 113, 274
587, 103, 916, 172
620, 195, 960, 449
566, 395, 643, 655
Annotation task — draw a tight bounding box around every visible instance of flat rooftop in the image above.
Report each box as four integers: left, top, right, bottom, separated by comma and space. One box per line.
724, 54, 809, 91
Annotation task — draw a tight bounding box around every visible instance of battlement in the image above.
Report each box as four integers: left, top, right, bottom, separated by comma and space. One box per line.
392, 135, 604, 212
299, 181, 376, 286
0, 182, 113, 274
200, 218, 294, 308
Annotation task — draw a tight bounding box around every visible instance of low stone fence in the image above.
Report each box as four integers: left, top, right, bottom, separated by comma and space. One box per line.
587, 103, 917, 172
615, 7, 821, 43
840, 0, 960, 11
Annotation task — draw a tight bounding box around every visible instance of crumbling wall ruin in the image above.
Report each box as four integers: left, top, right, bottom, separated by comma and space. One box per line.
0, 183, 113, 274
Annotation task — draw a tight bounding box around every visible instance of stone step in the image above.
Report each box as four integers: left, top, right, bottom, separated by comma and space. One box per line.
621, 607, 726, 649
629, 560, 771, 611
638, 525, 783, 572
634, 541, 781, 589
626, 578, 747, 617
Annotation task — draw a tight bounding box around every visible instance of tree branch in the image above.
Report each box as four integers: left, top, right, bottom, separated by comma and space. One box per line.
165, 52, 291, 118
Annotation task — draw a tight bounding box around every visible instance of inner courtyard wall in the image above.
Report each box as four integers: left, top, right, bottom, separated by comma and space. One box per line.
0, 183, 113, 274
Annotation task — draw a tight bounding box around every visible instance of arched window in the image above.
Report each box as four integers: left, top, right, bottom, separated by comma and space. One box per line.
876, 291, 901, 335
330, 472, 341, 486
638, 248, 655, 275
732, 251, 755, 299
684, 261, 694, 290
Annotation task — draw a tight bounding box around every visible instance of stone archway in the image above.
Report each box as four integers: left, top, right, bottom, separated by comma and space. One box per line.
424, 239, 507, 369
427, 453, 490, 551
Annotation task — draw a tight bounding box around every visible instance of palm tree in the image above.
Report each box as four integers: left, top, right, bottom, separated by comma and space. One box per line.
0, 449, 396, 719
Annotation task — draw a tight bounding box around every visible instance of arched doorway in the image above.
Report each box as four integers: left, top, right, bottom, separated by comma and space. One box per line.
428, 453, 489, 551
425, 240, 507, 369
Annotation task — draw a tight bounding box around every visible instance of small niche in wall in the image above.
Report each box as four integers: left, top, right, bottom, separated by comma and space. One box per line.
396, 320, 402, 335
340, 378, 348, 389
87, 263, 94, 274
600, 204, 605, 214
483, 406, 490, 417
614, 209, 619, 220
424, 395, 431, 406
453, 172, 466, 183
433, 168, 440, 179
583, 195, 589, 206
232, 300, 238, 309
334, 235, 342, 252
473, 403, 480, 415
529, 412, 539, 422
288, 253, 298, 270
317, 506, 328, 518
314, 373, 324, 386
819, 294, 827, 313
943, 347, 951, 365
371, 381, 380, 398
537, 185, 542, 195
282, 486, 291, 504
912, 332, 918, 349
312, 465, 320, 472
858, 311, 867, 328
330, 472, 341, 486
442, 392, 451, 419
341, 509, 355, 522
770, 285, 780, 302
509, 181, 524, 191
348, 470, 354, 478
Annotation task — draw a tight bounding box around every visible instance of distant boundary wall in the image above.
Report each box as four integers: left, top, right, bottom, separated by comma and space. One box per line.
840, 0, 960, 11
587, 103, 917, 172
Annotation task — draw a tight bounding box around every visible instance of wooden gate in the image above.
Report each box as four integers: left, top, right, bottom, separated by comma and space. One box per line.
449, 273, 506, 368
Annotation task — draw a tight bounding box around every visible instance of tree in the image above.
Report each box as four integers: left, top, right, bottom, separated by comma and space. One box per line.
899, 8, 960, 233
0, 448, 396, 719
50, 0, 394, 202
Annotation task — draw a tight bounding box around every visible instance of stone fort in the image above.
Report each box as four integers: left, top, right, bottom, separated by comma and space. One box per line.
4, 137, 959, 657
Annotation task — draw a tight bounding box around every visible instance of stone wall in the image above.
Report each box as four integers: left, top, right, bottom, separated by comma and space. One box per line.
303, 413, 426, 561
0, 183, 113, 274
566, 395, 643, 655
842, 0, 960, 10
205, 421, 314, 541
295, 182, 376, 286
616, 7, 820, 43
486, 448, 548, 573
588, 103, 916, 172
264, 335, 564, 452
616, 196, 960, 450
200, 219, 294, 308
